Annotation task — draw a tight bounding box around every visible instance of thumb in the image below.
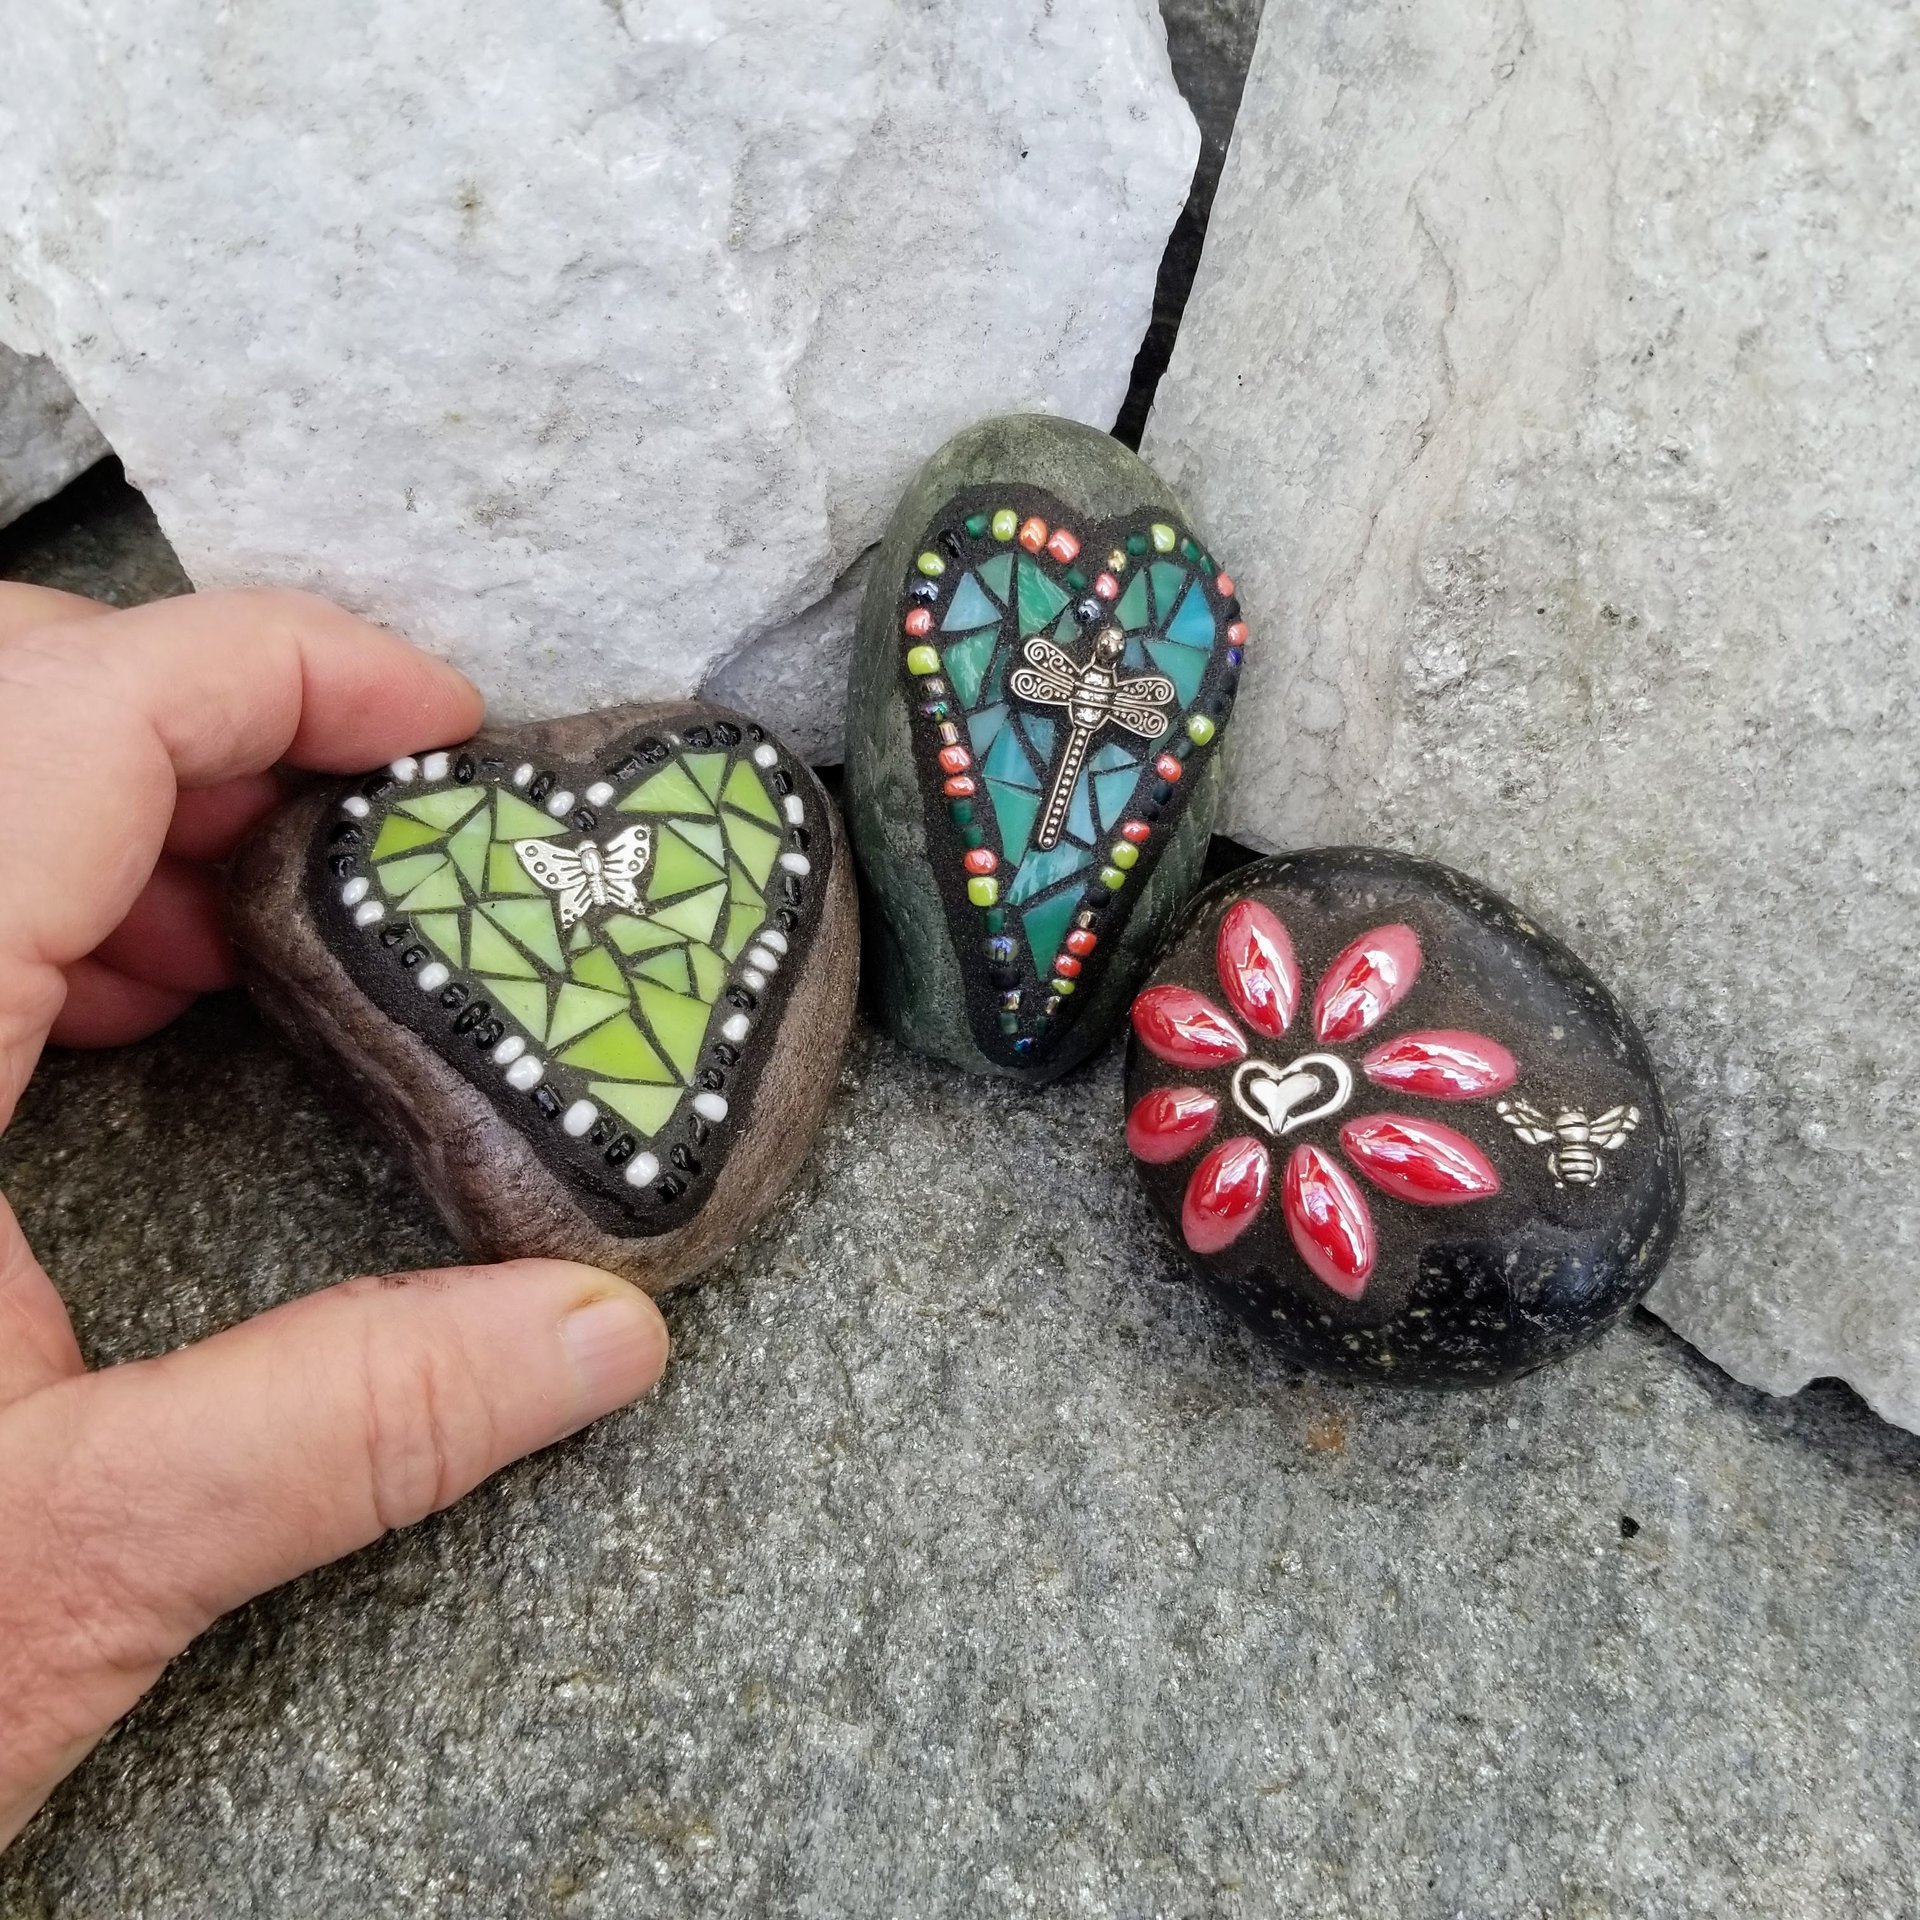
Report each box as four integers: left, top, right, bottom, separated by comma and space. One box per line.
0, 1259, 666, 1841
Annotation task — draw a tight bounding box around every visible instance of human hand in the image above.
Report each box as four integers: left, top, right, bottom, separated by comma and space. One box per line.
0, 586, 669, 1847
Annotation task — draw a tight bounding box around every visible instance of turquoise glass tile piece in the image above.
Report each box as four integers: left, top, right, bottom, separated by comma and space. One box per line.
1088, 741, 1134, 773
1063, 767, 1095, 847
1165, 581, 1217, 650
1122, 634, 1151, 672
968, 702, 1009, 757
983, 721, 1040, 789
987, 778, 1040, 856
1146, 638, 1207, 707
941, 628, 997, 705
978, 550, 1014, 604
943, 574, 1002, 633
1018, 711, 1057, 763
1114, 569, 1151, 632
1093, 763, 1142, 831
1006, 840, 1091, 906
1022, 891, 1080, 975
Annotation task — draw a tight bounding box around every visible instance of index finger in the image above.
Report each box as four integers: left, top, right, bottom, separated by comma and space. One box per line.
0, 587, 483, 1103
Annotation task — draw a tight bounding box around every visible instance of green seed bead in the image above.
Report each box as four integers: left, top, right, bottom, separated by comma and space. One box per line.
983, 908, 1007, 932
1064, 568, 1087, 592
967, 875, 1000, 908
963, 825, 986, 850
964, 512, 990, 537
905, 645, 941, 676
1125, 532, 1150, 556
1109, 841, 1139, 870
1186, 713, 1217, 746
949, 799, 975, 826
1181, 537, 1203, 564
1150, 522, 1177, 554
991, 509, 1018, 541
916, 550, 945, 577
1050, 977, 1076, 996
1100, 866, 1127, 891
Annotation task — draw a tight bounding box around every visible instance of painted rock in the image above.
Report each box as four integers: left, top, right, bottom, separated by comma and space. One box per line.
228, 703, 857, 1294
845, 415, 1243, 1083
1124, 849, 1683, 1384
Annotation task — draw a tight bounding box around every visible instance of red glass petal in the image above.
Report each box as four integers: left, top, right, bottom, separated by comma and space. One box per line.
1126, 1086, 1221, 1164
1182, 1136, 1271, 1254
1360, 1029, 1518, 1101
1338, 1114, 1501, 1205
1312, 923, 1423, 1043
1131, 985, 1248, 1067
1282, 1143, 1376, 1298
1215, 898, 1300, 1039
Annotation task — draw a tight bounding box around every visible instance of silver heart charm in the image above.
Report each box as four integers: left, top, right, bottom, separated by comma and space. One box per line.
1231, 1051, 1354, 1137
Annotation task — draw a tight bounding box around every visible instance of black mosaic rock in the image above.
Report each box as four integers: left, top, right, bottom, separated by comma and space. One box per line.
229, 702, 858, 1294
1124, 848, 1683, 1385
844, 414, 1245, 1084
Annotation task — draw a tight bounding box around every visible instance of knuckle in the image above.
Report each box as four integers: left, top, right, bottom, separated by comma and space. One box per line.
354, 1317, 498, 1534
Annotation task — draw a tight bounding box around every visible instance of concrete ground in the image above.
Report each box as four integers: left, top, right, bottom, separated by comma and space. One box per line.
1, 473, 1915, 1918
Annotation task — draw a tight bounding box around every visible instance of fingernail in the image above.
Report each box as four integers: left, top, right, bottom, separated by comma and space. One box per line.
558, 1290, 668, 1435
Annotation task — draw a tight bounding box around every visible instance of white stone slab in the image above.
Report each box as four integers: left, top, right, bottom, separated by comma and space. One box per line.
1146, 0, 1920, 1426
0, 0, 1195, 748
0, 344, 106, 527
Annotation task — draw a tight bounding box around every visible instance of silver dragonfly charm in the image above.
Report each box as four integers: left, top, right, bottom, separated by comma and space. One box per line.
1497, 1098, 1640, 1187
1008, 626, 1175, 850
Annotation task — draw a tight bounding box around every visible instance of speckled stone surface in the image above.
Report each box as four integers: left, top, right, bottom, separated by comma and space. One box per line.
2, 1002, 1919, 1917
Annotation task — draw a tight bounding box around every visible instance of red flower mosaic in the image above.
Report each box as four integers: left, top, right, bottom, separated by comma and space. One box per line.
1127, 901, 1518, 1299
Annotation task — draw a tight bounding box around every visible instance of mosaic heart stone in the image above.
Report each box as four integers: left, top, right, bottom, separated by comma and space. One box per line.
229, 703, 857, 1292
1124, 849, 1683, 1384
846, 415, 1241, 1083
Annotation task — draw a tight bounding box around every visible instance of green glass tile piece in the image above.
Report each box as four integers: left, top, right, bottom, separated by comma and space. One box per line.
468, 917, 537, 979
651, 882, 726, 944
689, 943, 728, 1002
568, 922, 590, 951
1146, 638, 1207, 708
649, 827, 727, 901
618, 761, 714, 816
1016, 556, 1070, 635
986, 777, 1039, 857
1022, 891, 1080, 975
942, 574, 1001, 633
720, 900, 763, 959
396, 787, 485, 831
491, 791, 564, 840
980, 643, 1009, 706
547, 983, 631, 1051
447, 812, 490, 891
1165, 580, 1217, 649
479, 897, 564, 971
486, 978, 550, 1041
670, 817, 726, 864
941, 629, 997, 707
589, 1080, 684, 1138
1113, 568, 1152, 632
413, 911, 464, 964
486, 843, 541, 895
399, 864, 466, 912
721, 759, 780, 825
1093, 764, 1143, 832
603, 914, 688, 956
977, 550, 1014, 604
724, 816, 781, 887
727, 860, 766, 907
635, 983, 711, 1079
571, 944, 627, 993
1006, 840, 1091, 907
982, 721, 1039, 790
1149, 561, 1188, 625
371, 812, 444, 860
374, 850, 447, 900
634, 946, 693, 994
683, 752, 729, 803
561, 1013, 673, 1082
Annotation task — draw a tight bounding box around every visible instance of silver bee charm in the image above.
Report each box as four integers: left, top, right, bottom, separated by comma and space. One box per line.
514, 823, 652, 928
1497, 1098, 1640, 1187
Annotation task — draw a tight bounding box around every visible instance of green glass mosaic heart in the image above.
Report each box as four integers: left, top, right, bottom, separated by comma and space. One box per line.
319, 719, 822, 1228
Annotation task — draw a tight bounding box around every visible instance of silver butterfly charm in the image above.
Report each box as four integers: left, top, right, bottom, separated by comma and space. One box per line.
513, 823, 652, 928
